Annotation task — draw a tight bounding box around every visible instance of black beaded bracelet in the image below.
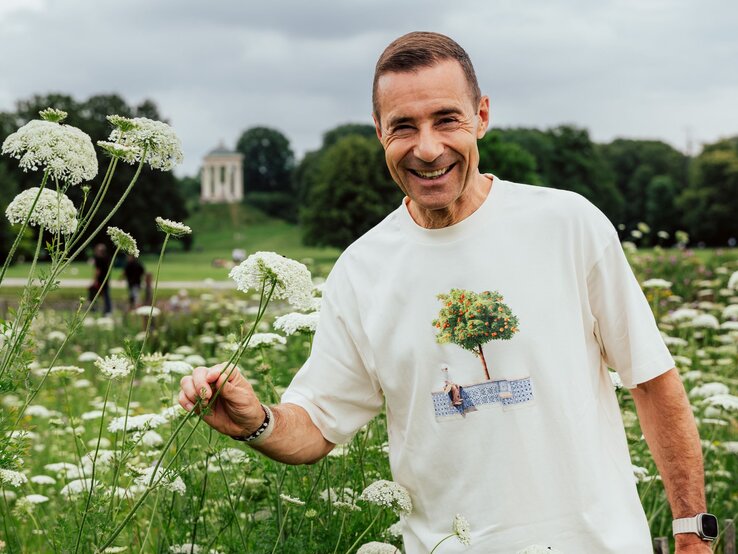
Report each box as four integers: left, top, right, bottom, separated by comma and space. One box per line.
231, 404, 271, 443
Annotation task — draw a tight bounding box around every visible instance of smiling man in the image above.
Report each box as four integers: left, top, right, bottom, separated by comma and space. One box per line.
180, 32, 715, 553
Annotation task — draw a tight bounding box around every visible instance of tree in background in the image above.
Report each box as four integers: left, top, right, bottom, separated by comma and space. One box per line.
0, 93, 187, 261
300, 134, 401, 248
599, 139, 688, 234
678, 137, 738, 245
236, 126, 296, 221
477, 130, 540, 184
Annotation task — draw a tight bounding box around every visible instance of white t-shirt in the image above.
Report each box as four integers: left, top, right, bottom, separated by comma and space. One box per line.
282, 176, 675, 553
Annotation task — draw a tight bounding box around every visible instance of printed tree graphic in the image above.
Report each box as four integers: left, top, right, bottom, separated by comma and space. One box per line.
433, 289, 520, 381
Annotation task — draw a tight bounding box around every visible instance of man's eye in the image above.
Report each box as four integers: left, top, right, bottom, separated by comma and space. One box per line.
438, 118, 458, 125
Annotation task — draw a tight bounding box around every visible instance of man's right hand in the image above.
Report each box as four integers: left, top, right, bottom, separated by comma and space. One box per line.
178, 362, 265, 438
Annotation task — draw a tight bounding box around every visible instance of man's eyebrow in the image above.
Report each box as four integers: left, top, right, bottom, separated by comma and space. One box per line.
386, 107, 465, 129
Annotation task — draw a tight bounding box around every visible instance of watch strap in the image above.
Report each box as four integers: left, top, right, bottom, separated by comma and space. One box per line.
673, 516, 699, 535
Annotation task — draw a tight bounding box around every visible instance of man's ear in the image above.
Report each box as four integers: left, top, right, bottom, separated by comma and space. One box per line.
373, 113, 383, 141
476, 96, 490, 139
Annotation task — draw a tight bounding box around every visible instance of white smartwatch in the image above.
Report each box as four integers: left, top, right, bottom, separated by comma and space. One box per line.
672, 513, 719, 540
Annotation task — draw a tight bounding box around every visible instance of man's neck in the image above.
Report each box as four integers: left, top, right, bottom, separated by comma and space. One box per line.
407, 173, 493, 229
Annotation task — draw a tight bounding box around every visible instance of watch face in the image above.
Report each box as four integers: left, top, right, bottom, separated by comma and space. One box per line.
700, 514, 719, 538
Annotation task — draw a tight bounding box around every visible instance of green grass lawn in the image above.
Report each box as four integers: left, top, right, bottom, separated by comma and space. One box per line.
2, 203, 341, 284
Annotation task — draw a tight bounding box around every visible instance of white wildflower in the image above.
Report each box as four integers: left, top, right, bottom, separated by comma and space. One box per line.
669, 308, 701, 321
20, 494, 48, 504
107, 116, 183, 171
279, 493, 305, 506
2, 118, 97, 185
386, 520, 404, 538
452, 513, 472, 546
214, 448, 249, 465
108, 413, 167, 433
95, 354, 133, 380
5, 187, 78, 235
356, 543, 399, 554
704, 394, 738, 412
103, 547, 128, 553
60, 478, 96, 497
722, 304, 738, 320
632, 465, 650, 483
248, 333, 287, 348
359, 480, 412, 515
134, 466, 186, 495
47, 330, 66, 341
169, 546, 201, 554
139, 430, 163, 447
721, 321, 738, 331
107, 227, 139, 257
333, 500, 361, 512
273, 311, 320, 335
30, 475, 56, 485
39, 108, 67, 123
155, 216, 191, 237
728, 271, 738, 290
229, 251, 314, 311
691, 314, 720, 329
157, 360, 192, 376
662, 335, 688, 347
77, 351, 99, 362
0, 468, 27, 487
642, 278, 672, 289
135, 305, 161, 317
690, 382, 730, 399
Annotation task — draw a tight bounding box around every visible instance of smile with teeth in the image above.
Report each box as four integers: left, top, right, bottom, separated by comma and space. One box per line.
410, 164, 455, 180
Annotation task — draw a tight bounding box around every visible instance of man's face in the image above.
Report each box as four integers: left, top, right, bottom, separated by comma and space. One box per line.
373, 60, 489, 212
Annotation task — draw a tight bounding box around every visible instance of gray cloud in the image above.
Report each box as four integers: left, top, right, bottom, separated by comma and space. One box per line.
1, 0, 737, 175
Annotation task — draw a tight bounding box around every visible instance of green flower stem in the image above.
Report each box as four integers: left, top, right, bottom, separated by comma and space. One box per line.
294, 459, 326, 535
98, 277, 278, 551
136, 489, 161, 554
332, 512, 347, 554
215, 460, 248, 550
189, 428, 213, 552
344, 511, 381, 554
109, 233, 170, 512
65, 150, 146, 269
66, 157, 118, 252
0, 169, 48, 286
270, 506, 292, 554
429, 534, 454, 553
74, 379, 112, 554
12, 246, 121, 425
0, 224, 47, 380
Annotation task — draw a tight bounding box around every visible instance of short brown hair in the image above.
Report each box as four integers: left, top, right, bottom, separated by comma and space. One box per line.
372, 31, 482, 120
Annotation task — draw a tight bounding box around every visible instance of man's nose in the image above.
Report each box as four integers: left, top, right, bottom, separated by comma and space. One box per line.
413, 127, 444, 162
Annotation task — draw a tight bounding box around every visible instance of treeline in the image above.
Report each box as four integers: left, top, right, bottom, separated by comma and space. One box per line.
0, 94, 188, 261
2, 93, 737, 261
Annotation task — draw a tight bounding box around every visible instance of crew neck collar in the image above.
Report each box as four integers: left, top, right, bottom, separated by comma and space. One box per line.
396, 174, 506, 244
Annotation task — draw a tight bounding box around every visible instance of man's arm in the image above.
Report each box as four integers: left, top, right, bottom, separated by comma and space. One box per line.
630, 367, 712, 552
179, 364, 334, 465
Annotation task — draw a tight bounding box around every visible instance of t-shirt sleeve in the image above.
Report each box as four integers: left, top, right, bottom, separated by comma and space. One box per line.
281, 262, 384, 445
587, 233, 675, 389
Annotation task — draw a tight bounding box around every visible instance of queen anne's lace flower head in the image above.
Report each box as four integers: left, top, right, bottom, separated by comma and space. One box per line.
452, 514, 472, 546
279, 493, 305, 506
107, 227, 139, 257
94, 354, 133, 380
273, 311, 320, 335
106, 115, 183, 171
359, 480, 413, 515
155, 217, 191, 237
230, 251, 314, 311
134, 466, 186, 495
2, 115, 98, 185
0, 468, 27, 487
356, 543, 399, 554
248, 333, 287, 349
49, 365, 85, 376
6, 187, 78, 235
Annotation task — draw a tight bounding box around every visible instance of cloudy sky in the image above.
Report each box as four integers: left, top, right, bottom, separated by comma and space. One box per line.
1, 0, 736, 176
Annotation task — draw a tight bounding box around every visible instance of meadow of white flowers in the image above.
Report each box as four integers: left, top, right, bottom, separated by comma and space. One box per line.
0, 109, 736, 553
